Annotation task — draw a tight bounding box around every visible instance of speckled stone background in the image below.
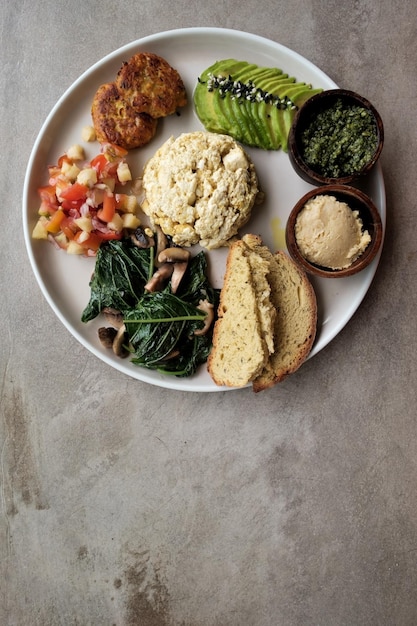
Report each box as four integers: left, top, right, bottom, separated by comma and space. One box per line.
1, 1, 417, 624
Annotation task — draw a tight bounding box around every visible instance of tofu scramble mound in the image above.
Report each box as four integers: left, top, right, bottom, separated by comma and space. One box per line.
141, 132, 261, 249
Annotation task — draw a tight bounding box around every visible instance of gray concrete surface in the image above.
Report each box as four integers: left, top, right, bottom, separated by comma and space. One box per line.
1, 1, 417, 624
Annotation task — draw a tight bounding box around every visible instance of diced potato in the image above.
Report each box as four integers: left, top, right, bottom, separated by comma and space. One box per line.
38, 202, 51, 217
67, 144, 85, 161
74, 216, 93, 232
81, 125, 96, 142
108, 213, 124, 232
54, 232, 69, 249
67, 240, 85, 255
77, 167, 97, 187
32, 218, 48, 239
122, 213, 141, 230
117, 161, 132, 183
115, 194, 138, 213
125, 196, 138, 213
60, 161, 80, 181
76, 230, 90, 244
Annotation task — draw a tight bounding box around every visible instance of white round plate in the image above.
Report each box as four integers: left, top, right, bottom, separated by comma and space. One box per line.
23, 27, 385, 392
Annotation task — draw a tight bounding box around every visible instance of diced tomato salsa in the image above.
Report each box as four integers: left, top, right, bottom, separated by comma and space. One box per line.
32, 142, 140, 256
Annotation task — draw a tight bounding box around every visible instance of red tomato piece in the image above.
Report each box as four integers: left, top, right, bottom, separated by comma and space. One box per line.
60, 217, 78, 240
90, 153, 108, 174
91, 153, 121, 179
59, 182, 89, 202
104, 143, 128, 159
96, 231, 123, 241
97, 193, 116, 223
38, 185, 59, 212
57, 154, 72, 168
59, 182, 89, 210
74, 231, 102, 251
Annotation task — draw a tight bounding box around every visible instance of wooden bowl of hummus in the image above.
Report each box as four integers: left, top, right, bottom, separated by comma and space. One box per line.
285, 185, 383, 278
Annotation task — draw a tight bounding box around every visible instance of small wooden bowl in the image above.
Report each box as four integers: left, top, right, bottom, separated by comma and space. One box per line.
285, 185, 383, 278
288, 89, 384, 185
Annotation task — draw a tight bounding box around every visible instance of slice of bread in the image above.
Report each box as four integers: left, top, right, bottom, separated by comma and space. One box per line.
207, 239, 272, 387
242, 235, 317, 392
208, 234, 317, 390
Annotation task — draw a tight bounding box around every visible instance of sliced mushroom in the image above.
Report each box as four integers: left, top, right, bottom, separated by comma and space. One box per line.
102, 307, 124, 329
131, 226, 155, 248
194, 299, 215, 336
170, 261, 189, 294
98, 326, 117, 349
112, 323, 129, 358
158, 247, 191, 264
155, 226, 169, 265
144, 263, 174, 292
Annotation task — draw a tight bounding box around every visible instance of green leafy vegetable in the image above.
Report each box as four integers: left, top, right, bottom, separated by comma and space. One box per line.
81, 239, 153, 323
125, 291, 211, 377
81, 237, 219, 377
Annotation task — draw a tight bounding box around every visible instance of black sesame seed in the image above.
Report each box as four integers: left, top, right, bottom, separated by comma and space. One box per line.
203, 73, 298, 110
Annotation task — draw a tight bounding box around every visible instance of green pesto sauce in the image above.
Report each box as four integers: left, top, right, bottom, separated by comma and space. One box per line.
300, 99, 378, 178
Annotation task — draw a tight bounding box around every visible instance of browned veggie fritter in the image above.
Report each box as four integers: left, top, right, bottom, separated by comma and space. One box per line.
91, 52, 187, 150
92, 83, 158, 149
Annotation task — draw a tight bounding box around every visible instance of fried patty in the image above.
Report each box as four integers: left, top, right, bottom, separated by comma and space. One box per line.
91, 83, 158, 149
91, 52, 187, 150
116, 52, 187, 117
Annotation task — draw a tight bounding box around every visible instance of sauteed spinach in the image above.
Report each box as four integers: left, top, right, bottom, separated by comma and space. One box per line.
81, 239, 153, 323
82, 238, 219, 377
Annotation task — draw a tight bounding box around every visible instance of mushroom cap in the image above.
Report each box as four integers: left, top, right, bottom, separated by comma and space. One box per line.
158, 247, 191, 264
112, 324, 129, 358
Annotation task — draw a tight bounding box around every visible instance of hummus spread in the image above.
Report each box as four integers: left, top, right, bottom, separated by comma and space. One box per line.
294, 194, 371, 270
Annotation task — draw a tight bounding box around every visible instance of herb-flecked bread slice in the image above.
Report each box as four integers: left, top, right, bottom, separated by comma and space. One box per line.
207, 239, 271, 387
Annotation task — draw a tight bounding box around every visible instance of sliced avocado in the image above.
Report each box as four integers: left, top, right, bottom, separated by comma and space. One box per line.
241, 97, 271, 149
232, 65, 283, 85
256, 101, 283, 150
280, 108, 295, 152
244, 95, 277, 149
194, 84, 223, 133
293, 86, 323, 107
226, 94, 257, 146
268, 105, 291, 151
255, 76, 295, 93
194, 59, 323, 150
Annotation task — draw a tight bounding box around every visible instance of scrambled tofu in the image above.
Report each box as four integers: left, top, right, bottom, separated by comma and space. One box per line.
141, 131, 262, 249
